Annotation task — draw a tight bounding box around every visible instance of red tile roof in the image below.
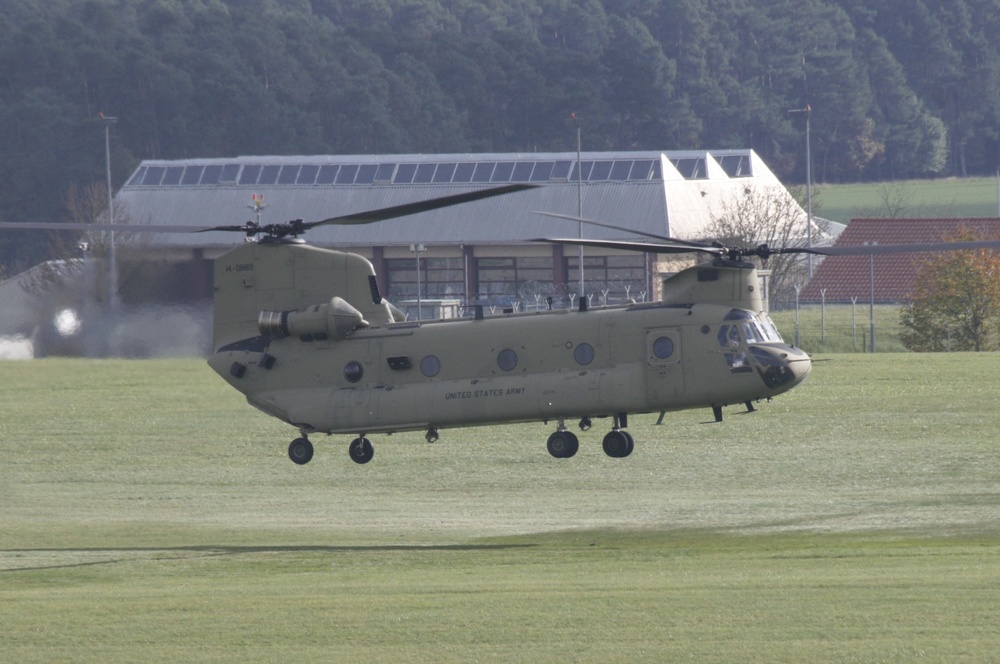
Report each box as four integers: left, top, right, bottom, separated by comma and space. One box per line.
801, 218, 1000, 302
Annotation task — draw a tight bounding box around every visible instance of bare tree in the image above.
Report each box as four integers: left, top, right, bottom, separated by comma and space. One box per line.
20, 182, 135, 301
65, 182, 136, 256
706, 185, 815, 304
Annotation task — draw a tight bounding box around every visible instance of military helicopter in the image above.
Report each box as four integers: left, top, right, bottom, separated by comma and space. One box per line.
8, 184, 1000, 465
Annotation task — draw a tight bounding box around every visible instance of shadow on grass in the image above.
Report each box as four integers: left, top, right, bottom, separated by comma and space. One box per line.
1, 543, 537, 573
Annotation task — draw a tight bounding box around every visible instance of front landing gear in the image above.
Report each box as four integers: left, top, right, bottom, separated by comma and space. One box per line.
349, 436, 374, 464
547, 430, 580, 458
288, 437, 314, 465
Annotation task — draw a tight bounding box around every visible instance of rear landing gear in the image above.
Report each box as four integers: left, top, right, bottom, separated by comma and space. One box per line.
602, 430, 634, 458
602, 414, 634, 458
288, 437, 314, 465
349, 436, 374, 464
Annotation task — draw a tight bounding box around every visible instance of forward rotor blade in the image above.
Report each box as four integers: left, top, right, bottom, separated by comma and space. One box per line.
532, 237, 722, 256
306, 183, 538, 229
532, 211, 710, 246
0, 222, 204, 233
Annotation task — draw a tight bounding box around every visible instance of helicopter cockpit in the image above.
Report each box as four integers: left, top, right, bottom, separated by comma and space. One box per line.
717, 308, 809, 389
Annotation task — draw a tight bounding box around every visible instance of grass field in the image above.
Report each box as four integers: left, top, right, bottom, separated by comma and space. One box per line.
816, 176, 1000, 224
2, 357, 999, 662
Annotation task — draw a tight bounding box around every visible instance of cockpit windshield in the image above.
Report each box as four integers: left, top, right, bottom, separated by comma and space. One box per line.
721, 309, 784, 345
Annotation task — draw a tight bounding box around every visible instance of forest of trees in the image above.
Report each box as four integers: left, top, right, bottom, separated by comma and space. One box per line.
3, 0, 1000, 270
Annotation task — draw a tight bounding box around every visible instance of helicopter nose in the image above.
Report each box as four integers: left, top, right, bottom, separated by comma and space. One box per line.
749, 345, 812, 392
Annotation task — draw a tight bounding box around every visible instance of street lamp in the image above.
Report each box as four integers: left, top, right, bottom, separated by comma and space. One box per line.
99, 112, 118, 309
410, 243, 426, 320
572, 113, 585, 297
788, 104, 813, 278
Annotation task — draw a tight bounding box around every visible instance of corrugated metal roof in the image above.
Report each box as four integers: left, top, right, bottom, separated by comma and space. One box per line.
115, 150, 793, 248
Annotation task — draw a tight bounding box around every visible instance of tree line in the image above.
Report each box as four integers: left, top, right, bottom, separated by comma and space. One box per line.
3, 0, 1000, 270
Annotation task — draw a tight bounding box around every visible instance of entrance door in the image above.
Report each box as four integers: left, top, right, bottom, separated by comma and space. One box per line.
645, 327, 684, 405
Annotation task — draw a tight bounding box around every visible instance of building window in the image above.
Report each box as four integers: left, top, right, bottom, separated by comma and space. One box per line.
478, 257, 553, 302
385, 257, 466, 301
567, 255, 646, 302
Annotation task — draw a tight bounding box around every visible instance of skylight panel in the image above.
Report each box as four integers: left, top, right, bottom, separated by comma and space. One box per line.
374, 163, 396, 182
161, 166, 184, 185
589, 161, 613, 181
297, 164, 318, 184
529, 162, 553, 181
511, 162, 534, 181
630, 160, 653, 180
471, 163, 495, 182
433, 163, 456, 182
220, 164, 240, 182
394, 164, 417, 183
239, 165, 261, 185
315, 165, 338, 184
336, 165, 359, 184
609, 161, 632, 181
413, 163, 436, 183
453, 163, 474, 183
200, 164, 223, 185
258, 165, 281, 185
570, 161, 593, 181
142, 166, 165, 185
181, 166, 203, 185
277, 165, 300, 184
356, 164, 378, 184
551, 161, 572, 179
491, 162, 515, 182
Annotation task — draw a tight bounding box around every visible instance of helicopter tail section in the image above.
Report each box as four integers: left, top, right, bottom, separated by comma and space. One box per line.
211, 241, 392, 352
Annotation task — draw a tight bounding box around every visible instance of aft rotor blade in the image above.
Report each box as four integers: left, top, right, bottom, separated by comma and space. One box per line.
532, 237, 722, 256
306, 183, 538, 229
532, 211, 710, 246
789, 239, 1000, 256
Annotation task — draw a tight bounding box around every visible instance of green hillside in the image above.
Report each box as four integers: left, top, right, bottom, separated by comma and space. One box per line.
818, 177, 1000, 224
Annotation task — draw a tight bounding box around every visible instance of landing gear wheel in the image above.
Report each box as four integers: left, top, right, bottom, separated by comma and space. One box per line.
547, 430, 579, 458
349, 437, 374, 464
621, 430, 635, 457
288, 437, 314, 465
602, 430, 634, 458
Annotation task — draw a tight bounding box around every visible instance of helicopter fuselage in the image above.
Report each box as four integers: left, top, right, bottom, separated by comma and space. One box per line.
206, 242, 810, 458
211, 301, 808, 435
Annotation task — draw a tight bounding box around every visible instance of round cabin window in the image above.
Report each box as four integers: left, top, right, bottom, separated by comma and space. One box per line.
421, 355, 441, 377
497, 349, 518, 372
344, 360, 364, 383
652, 336, 674, 359
573, 342, 595, 366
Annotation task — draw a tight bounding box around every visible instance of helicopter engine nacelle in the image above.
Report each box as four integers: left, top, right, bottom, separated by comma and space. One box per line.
258, 297, 368, 341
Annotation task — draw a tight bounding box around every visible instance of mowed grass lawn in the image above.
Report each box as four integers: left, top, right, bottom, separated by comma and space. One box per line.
2, 356, 999, 662
816, 176, 1000, 224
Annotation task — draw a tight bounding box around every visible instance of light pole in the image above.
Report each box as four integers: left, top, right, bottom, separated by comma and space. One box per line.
572, 113, 584, 298
788, 104, 813, 278
99, 112, 118, 309
866, 241, 876, 353
410, 243, 426, 320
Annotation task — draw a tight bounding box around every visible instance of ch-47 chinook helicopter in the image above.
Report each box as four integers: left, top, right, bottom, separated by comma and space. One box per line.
9, 184, 1000, 465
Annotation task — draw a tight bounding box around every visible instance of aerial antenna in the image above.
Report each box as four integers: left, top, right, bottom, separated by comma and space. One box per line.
246, 194, 267, 242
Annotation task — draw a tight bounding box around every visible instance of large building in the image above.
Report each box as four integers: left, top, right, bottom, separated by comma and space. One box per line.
801, 218, 1000, 303
116, 149, 802, 311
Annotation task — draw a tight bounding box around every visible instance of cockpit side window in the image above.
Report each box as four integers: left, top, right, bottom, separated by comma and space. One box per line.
717, 324, 741, 347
